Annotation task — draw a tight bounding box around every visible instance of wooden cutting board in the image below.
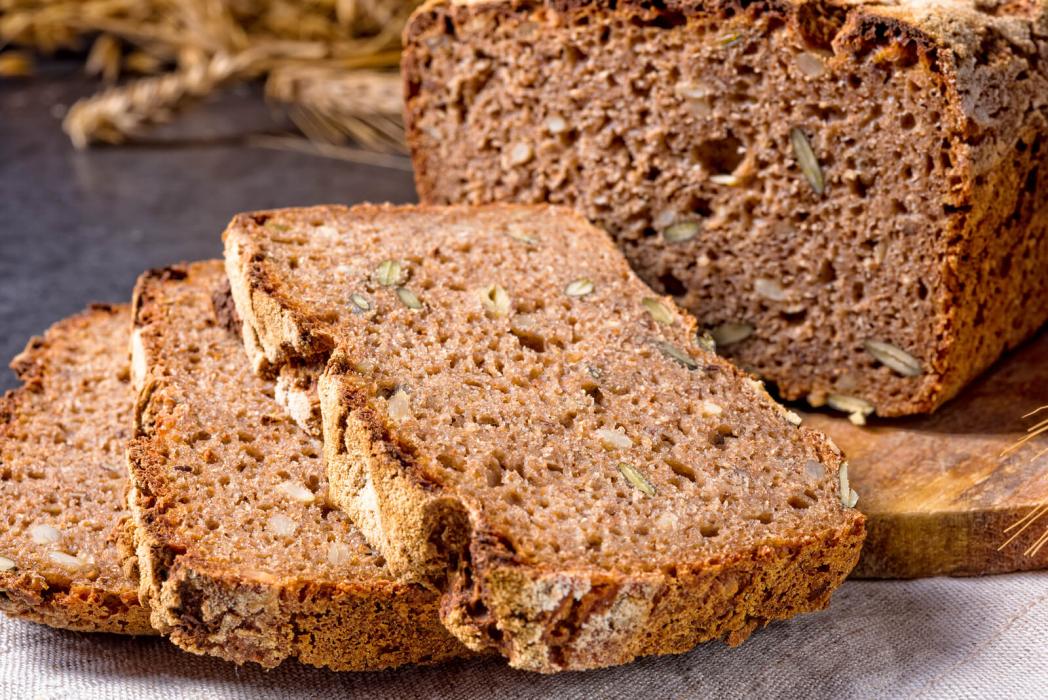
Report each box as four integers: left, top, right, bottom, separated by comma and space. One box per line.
801, 330, 1048, 579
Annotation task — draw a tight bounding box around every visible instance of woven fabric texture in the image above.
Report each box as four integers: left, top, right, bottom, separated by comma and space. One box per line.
1, 573, 1045, 699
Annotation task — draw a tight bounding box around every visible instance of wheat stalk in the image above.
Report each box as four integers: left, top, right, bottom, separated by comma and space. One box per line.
998, 405, 1048, 557
2, 0, 418, 148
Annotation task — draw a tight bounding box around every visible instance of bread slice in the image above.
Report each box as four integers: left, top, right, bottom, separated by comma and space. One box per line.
0, 304, 153, 635
223, 203, 866, 672
126, 261, 470, 670
402, 0, 1048, 418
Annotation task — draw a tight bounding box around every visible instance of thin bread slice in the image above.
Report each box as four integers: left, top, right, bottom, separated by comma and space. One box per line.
0, 304, 153, 635
126, 261, 470, 670
224, 203, 866, 672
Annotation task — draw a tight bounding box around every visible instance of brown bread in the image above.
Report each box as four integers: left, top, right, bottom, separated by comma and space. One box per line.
0, 305, 153, 635
402, 0, 1048, 418
223, 203, 866, 672
127, 261, 471, 670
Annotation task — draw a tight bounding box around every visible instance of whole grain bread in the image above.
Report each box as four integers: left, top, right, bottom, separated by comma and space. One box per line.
223, 203, 866, 672
0, 305, 153, 635
126, 261, 470, 670
402, 0, 1048, 418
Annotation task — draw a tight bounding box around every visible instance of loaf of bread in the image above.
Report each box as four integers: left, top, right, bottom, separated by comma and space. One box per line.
223, 203, 865, 672
127, 261, 470, 670
402, 0, 1048, 418
0, 305, 153, 635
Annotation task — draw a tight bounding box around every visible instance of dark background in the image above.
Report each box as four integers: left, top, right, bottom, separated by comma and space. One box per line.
0, 61, 416, 391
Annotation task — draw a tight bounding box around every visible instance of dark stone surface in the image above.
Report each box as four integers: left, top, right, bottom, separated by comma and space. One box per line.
0, 62, 416, 391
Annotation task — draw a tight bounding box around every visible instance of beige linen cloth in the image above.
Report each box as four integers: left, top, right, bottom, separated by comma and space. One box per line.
1, 573, 1045, 699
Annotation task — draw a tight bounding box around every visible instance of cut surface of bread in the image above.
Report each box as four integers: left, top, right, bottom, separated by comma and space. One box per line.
0, 304, 153, 635
403, 0, 1048, 418
223, 203, 866, 672
126, 261, 470, 670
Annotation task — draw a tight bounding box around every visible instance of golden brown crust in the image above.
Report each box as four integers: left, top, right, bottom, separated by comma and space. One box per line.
224, 204, 866, 672
0, 305, 153, 636
402, 0, 1048, 417
127, 261, 471, 670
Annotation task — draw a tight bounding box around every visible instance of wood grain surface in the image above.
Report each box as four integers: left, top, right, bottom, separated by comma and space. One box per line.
804, 330, 1048, 578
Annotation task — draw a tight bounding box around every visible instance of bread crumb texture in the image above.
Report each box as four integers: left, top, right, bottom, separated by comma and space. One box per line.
224, 203, 866, 672
403, 0, 1048, 417
0, 304, 153, 634
127, 261, 470, 670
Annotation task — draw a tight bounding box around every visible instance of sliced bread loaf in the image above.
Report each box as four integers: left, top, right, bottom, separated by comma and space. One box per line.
0, 304, 153, 635
127, 261, 470, 670
223, 203, 866, 672
402, 0, 1048, 418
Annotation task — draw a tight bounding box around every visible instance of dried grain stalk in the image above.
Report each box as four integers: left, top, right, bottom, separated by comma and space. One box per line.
2, 0, 417, 148
999, 405, 1048, 558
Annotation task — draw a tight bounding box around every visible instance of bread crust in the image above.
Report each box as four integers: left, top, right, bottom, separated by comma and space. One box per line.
402, 0, 1048, 416
319, 363, 864, 671
127, 262, 471, 670
224, 204, 866, 672
0, 305, 154, 635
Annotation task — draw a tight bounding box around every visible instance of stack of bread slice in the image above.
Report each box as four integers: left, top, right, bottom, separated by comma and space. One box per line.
5, 0, 1046, 676
0, 203, 864, 673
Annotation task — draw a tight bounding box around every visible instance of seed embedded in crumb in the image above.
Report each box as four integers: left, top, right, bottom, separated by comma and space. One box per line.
0, 556, 15, 571
699, 400, 723, 417
375, 259, 404, 287
709, 174, 740, 186
805, 460, 826, 481
754, 278, 788, 301
349, 293, 371, 313
696, 332, 716, 353
790, 127, 825, 195
838, 463, 859, 508
744, 377, 765, 395
654, 340, 699, 370
720, 32, 742, 47
618, 463, 656, 496
596, 428, 633, 450
827, 394, 874, 424
674, 81, 707, 100
863, 339, 922, 377
509, 142, 533, 165
327, 541, 353, 567
785, 411, 803, 426
545, 115, 567, 134
267, 513, 298, 538
663, 221, 700, 243
396, 287, 423, 310
477, 284, 511, 317
276, 480, 315, 504
710, 322, 754, 347
48, 551, 83, 570
796, 52, 826, 78
564, 278, 595, 299
642, 298, 674, 325
30, 524, 61, 545
506, 230, 538, 246
387, 389, 412, 422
